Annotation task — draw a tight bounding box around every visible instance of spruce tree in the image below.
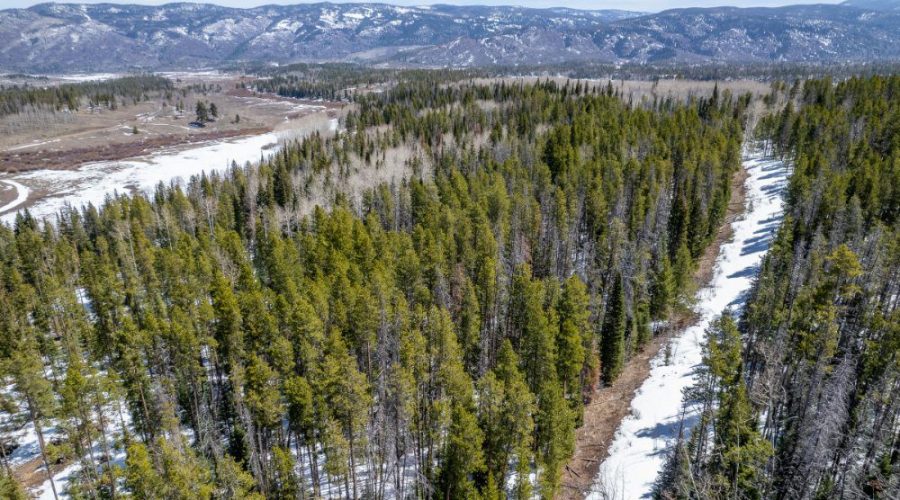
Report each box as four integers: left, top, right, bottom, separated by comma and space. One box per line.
196, 101, 209, 123
125, 442, 165, 498
650, 255, 675, 320
437, 404, 485, 500
0, 471, 27, 500
601, 274, 626, 385
556, 276, 591, 401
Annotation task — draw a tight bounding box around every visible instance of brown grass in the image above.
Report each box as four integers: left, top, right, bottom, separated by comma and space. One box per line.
0, 74, 343, 173
557, 162, 749, 499
0, 128, 270, 173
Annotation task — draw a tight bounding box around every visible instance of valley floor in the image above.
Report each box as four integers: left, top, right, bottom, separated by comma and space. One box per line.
0, 72, 342, 165
0, 109, 340, 224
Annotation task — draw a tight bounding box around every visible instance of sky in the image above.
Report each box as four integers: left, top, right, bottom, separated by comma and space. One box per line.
2, 0, 845, 11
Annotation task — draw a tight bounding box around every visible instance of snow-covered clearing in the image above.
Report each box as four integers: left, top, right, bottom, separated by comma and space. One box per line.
234, 95, 327, 114
589, 146, 788, 499
0, 133, 280, 225
52, 73, 121, 83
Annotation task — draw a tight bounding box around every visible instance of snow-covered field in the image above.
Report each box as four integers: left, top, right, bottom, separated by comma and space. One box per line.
52, 73, 122, 83
0, 133, 280, 225
589, 146, 788, 499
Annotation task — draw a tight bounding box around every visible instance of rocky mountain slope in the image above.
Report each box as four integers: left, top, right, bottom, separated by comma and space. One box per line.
1, 2, 899, 72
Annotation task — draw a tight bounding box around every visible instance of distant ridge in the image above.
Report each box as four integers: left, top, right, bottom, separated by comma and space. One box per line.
1, 2, 898, 72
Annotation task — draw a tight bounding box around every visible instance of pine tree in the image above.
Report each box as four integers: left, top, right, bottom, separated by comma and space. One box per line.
653, 429, 694, 500
650, 255, 675, 320
196, 101, 209, 123
437, 404, 485, 499
600, 274, 626, 385
322, 417, 350, 494
478, 341, 535, 491
672, 241, 695, 297
125, 442, 164, 498
271, 446, 302, 499
707, 315, 772, 498
635, 300, 652, 349
514, 269, 557, 393
556, 275, 591, 402
215, 454, 263, 500
10, 336, 59, 500
320, 328, 370, 498
157, 436, 215, 499
535, 383, 574, 498
0, 470, 27, 500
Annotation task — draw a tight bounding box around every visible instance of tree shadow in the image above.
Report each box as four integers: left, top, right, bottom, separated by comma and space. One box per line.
741, 232, 773, 256
634, 413, 700, 450
728, 290, 750, 309
727, 263, 759, 280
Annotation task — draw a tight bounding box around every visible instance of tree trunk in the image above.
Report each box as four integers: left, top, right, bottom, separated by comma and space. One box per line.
29, 400, 59, 500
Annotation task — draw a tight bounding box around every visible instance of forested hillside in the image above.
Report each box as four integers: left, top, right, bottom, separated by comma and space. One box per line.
3, 2, 900, 71
655, 76, 900, 499
0, 80, 747, 498
246, 65, 480, 102
0, 75, 173, 118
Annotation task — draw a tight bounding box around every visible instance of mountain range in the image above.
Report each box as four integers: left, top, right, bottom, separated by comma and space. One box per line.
1, 1, 899, 73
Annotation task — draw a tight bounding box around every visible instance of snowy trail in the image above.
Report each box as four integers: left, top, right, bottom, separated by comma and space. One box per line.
0, 179, 31, 214
589, 146, 788, 499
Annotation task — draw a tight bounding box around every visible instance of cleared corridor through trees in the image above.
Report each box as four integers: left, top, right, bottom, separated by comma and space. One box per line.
590, 145, 788, 499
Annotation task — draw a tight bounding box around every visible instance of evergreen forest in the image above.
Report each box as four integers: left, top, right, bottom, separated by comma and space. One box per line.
0, 79, 745, 498
655, 76, 900, 499
0, 73, 897, 500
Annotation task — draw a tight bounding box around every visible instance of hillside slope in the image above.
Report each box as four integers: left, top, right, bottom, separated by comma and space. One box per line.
1, 2, 899, 72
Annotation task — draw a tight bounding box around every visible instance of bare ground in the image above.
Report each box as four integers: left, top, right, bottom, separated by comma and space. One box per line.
0, 73, 345, 173
12, 455, 66, 490
0, 181, 16, 207
0, 127, 270, 173
557, 164, 749, 499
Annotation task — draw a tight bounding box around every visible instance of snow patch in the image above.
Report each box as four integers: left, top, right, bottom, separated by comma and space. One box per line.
1, 133, 280, 225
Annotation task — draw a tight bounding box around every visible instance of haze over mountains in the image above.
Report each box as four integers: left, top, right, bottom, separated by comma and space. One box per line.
1, 0, 899, 72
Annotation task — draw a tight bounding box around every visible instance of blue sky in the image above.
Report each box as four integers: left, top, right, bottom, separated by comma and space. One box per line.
4, 0, 844, 11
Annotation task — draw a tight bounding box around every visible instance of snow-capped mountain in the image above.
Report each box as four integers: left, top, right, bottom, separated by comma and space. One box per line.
1, 2, 898, 72
842, 0, 900, 12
